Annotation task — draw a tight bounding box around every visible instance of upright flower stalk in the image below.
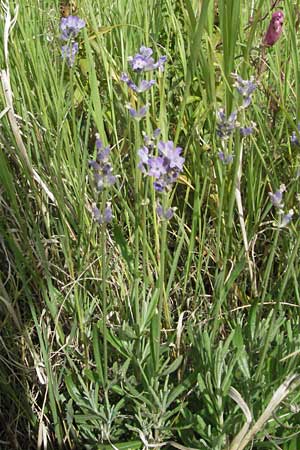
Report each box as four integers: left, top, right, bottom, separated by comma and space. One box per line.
138, 138, 185, 338
122, 46, 185, 370
89, 135, 117, 387
215, 73, 258, 307
121, 46, 169, 329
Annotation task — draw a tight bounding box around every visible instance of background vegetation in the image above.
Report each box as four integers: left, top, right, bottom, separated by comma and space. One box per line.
1, 0, 300, 449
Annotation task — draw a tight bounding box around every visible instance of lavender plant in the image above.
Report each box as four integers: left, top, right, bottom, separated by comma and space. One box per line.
2, 2, 300, 450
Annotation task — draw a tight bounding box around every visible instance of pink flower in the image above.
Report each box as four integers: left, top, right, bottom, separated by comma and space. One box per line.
263, 10, 284, 47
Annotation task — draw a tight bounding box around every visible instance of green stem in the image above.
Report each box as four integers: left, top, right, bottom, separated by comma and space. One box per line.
100, 196, 108, 388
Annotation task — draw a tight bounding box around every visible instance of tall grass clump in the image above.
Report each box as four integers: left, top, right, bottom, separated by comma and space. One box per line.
1, 0, 300, 449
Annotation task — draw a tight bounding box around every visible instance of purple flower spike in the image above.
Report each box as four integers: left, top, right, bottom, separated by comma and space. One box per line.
92, 203, 113, 225
89, 134, 117, 191
263, 10, 284, 47
137, 146, 149, 173
216, 108, 239, 140
95, 137, 103, 149
240, 123, 256, 137
128, 46, 154, 71
218, 151, 233, 164
153, 56, 167, 72
153, 128, 161, 138
136, 79, 156, 93
232, 73, 257, 108
126, 103, 149, 120
137, 139, 184, 192
232, 74, 257, 98
143, 129, 161, 148
268, 184, 286, 208
120, 72, 130, 82
148, 157, 166, 178
279, 209, 294, 228
61, 42, 79, 67
158, 141, 184, 171
128, 46, 167, 72
103, 204, 113, 223
120, 73, 155, 93
60, 16, 85, 41
156, 202, 174, 221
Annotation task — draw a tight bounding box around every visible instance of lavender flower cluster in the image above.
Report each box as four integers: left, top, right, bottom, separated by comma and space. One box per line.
138, 135, 184, 220
138, 139, 184, 191
60, 15, 85, 67
216, 73, 257, 164
89, 136, 117, 225
214, 71, 294, 228
216, 109, 239, 141
269, 184, 294, 228
120, 46, 183, 219
121, 46, 167, 119
128, 46, 167, 72
232, 74, 257, 109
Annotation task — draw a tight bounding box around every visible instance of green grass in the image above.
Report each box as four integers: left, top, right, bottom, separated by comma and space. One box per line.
1, 0, 300, 449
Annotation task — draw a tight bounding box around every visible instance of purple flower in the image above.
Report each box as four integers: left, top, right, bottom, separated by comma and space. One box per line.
126, 103, 149, 120
158, 141, 184, 170
218, 151, 233, 164
291, 123, 300, 145
279, 209, 294, 228
61, 42, 79, 67
153, 128, 161, 138
137, 146, 149, 172
263, 10, 284, 47
128, 46, 167, 72
60, 15, 85, 41
137, 140, 184, 192
135, 79, 156, 93
156, 202, 174, 220
232, 73, 257, 108
269, 184, 286, 208
232, 74, 257, 98
155, 56, 168, 72
148, 157, 166, 178
216, 109, 238, 140
92, 203, 113, 225
89, 135, 117, 191
121, 73, 156, 93
240, 124, 255, 137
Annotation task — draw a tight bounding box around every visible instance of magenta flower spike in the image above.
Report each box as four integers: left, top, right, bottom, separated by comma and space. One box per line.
263, 10, 284, 47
